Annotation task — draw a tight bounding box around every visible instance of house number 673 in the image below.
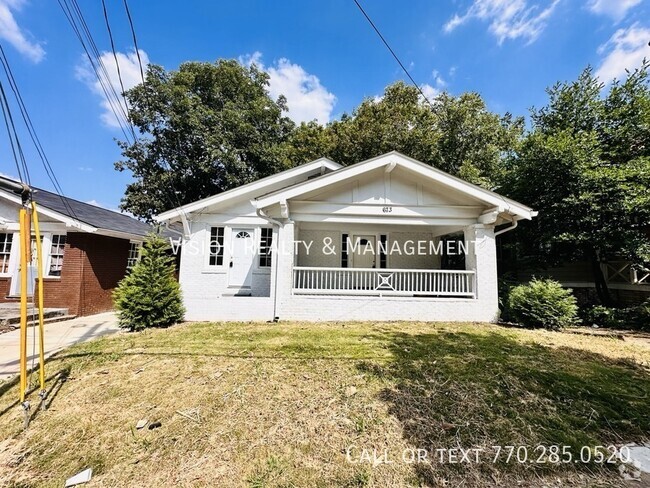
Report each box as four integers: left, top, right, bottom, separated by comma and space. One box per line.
382, 206, 393, 213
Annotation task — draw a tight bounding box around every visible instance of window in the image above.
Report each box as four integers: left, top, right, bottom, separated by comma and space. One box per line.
209, 227, 225, 266
49, 235, 66, 276
259, 228, 273, 267
127, 242, 141, 268
0, 233, 12, 274
440, 234, 466, 270
341, 233, 348, 268
379, 234, 388, 269
235, 231, 251, 239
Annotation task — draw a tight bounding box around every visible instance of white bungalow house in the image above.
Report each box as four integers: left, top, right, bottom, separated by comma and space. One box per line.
155, 152, 536, 322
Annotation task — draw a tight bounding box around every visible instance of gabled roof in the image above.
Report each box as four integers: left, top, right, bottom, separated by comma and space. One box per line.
0, 182, 153, 239
155, 157, 342, 222
255, 151, 536, 221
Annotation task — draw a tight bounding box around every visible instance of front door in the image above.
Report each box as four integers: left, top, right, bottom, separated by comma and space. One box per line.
351, 235, 376, 269
229, 229, 254, 287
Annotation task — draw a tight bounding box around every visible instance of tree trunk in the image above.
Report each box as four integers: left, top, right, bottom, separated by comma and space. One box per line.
590, 250, 613, 307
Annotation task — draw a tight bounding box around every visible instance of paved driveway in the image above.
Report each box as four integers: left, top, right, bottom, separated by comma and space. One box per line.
0, 312, 120, 380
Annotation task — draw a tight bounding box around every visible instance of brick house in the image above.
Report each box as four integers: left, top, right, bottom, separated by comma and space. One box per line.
155, 152, 536, 322
0, 183, 152, 316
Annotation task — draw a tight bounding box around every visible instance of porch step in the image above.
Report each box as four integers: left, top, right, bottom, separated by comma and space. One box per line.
0, 308, 69, 327
0, 314, 77, 334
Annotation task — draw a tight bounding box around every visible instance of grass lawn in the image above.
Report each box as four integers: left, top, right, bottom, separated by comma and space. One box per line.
0, 321, 649, 487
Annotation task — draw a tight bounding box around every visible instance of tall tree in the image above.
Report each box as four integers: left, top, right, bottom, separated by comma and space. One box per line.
287, 82, 524, 190
116, 60, 295, 220
506, 63, 650, 305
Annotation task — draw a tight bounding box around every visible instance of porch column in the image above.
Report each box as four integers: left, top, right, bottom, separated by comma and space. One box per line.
464, 224, 499, 316
273, 220, 295, 315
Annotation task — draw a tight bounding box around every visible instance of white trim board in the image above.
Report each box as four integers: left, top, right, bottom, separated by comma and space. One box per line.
255, 152, 536, 221
155, 158, 341, 222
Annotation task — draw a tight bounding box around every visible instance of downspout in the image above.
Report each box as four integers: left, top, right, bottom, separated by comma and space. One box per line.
255, 206, 283, 227
494, 209, 538, 237
494, 218, 518, 237
163, 221, 185, 238
255, 205, 284, 321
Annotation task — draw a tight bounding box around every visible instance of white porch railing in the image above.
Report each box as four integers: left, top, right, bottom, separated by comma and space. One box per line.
293, 267, 476, 298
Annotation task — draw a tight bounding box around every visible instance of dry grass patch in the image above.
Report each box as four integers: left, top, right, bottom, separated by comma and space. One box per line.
0, 321, 648, 487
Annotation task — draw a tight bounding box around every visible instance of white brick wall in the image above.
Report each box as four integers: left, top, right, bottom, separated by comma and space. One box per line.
180, 223, 500, 323
277, 296, 498, 322
179, 223, 272, 305
184, 297, 274, 321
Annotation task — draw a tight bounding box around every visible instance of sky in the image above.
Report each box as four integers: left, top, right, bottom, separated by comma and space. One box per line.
0, 0, 648, 212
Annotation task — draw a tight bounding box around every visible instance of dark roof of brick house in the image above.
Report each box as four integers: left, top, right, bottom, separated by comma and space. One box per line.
31, 186, 154, 237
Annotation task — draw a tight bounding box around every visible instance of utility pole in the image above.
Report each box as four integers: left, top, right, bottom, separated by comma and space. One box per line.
0, 175, 47, 428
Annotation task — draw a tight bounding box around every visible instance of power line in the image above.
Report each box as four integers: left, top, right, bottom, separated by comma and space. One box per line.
58, 0, 186, 223
57, 3, 132, 145
0, 78, 30, 185
0, 79, 25, 184
97, 0, 188, 222
122, 0, 145, 84
0, 43, 81, 220
101, 0, 127, 100
69, 0, 133, 129
56, 0, 136, 144
352, 0, 436, 109
69, 0, 136, 140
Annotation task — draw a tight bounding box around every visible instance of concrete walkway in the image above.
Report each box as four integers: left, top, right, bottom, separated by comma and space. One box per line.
0, 312, 120, 380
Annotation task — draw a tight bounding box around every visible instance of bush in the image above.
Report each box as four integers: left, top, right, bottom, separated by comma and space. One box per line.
507, 278, 579, 330
582, 301, 650, 331
582, 305, 618, 327
498, 272, 519, 319
113, 233, 184, 331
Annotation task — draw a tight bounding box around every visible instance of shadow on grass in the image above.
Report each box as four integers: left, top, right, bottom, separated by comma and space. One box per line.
0, 366, 71, 421
358, 330, 650, 484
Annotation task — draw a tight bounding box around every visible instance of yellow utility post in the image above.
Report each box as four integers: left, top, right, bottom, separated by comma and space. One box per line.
31, 201, 46, 394
0, 177, 47, 427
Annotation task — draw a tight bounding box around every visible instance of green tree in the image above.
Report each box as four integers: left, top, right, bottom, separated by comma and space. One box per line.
116, 60, 295, 220
286, 82, 523, 189
506, 63, 650, 305
113, 234, 184, 331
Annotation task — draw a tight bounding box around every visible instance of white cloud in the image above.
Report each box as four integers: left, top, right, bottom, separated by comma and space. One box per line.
432, 69, 447, 88
595, 24, 650, 82
76, 49, 149, 128
0, 0, 44, 62
240, 51, 336, 124
443, 0, 561, 45
420, 83, 441, 102
586, 0, 642, 21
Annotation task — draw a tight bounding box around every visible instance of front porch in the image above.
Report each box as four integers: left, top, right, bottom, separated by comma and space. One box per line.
271, 220, 499, 322
284, 220, 480, 299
